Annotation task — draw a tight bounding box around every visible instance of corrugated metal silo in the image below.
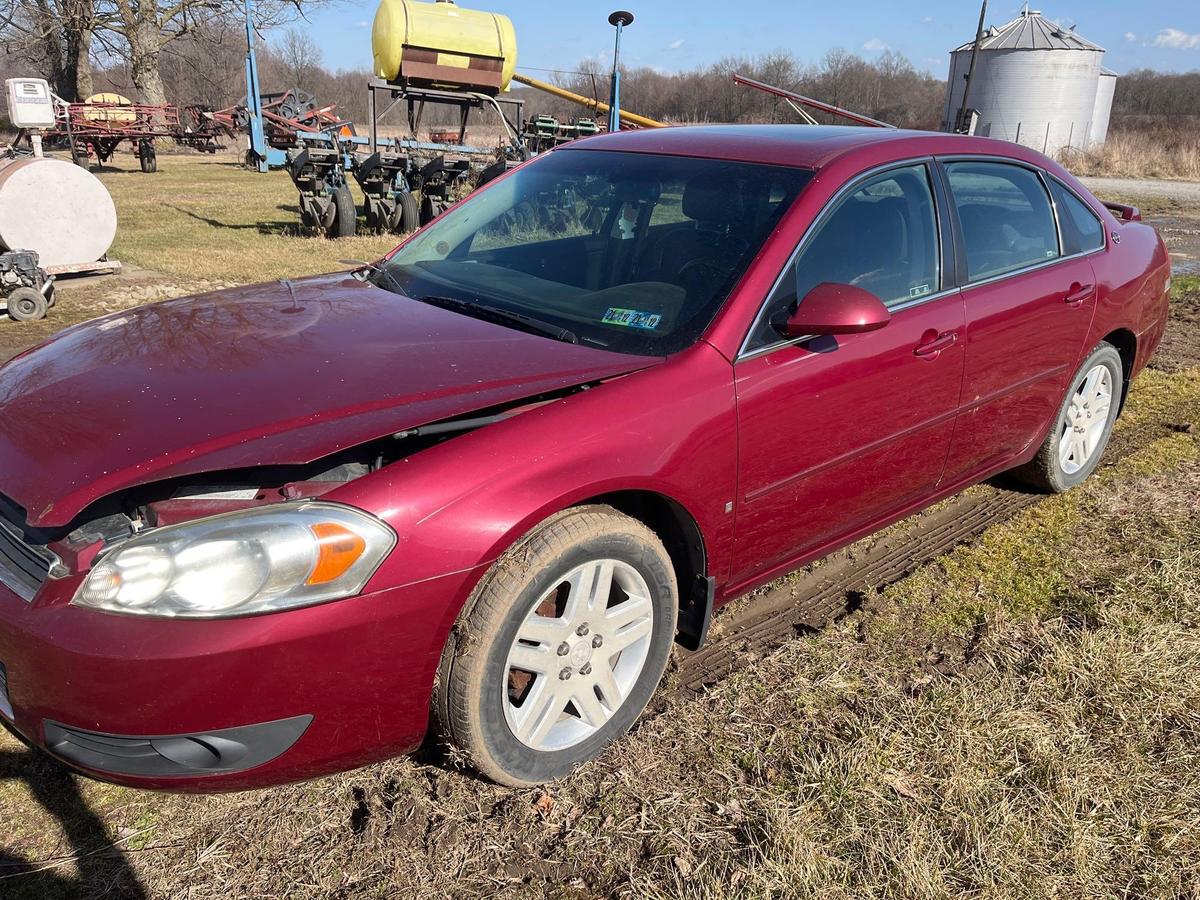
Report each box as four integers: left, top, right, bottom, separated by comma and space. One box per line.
1089, 68, 1117, 146
943, 8, 1116, 153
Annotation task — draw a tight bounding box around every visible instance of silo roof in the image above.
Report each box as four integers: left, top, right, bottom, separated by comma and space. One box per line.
952, 9, 1105, 52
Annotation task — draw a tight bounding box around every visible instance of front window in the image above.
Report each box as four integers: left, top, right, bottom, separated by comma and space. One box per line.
745, 162, 942, 351
379, 149, 812, 355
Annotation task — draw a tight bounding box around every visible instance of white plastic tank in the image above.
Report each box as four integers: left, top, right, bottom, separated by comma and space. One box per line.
0, 157, 117, 268
943, 8, 1114, 154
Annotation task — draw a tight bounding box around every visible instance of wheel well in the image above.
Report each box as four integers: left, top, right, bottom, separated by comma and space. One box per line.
1102, 328, 1137, 413
581, 490, 711, 648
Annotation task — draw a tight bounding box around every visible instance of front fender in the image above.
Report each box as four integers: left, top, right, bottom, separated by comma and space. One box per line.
327, 341, 737, 621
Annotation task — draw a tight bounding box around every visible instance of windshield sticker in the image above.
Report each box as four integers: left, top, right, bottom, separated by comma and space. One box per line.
602, 307, 662, 330
909, 284, 931, 298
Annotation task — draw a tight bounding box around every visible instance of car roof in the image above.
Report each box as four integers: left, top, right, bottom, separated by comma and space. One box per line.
561, 124, 1054, 172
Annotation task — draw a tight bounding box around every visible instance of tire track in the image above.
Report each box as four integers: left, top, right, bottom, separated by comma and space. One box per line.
664, 409, 1187, 700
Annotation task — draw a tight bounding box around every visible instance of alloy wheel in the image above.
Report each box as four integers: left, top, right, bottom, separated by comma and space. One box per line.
503, 559, 654, 751
1058, 364, 1113, 475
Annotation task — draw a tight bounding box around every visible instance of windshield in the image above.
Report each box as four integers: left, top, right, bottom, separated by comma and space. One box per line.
380, 149, 812, 355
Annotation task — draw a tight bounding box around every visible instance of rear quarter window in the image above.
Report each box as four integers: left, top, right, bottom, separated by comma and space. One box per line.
1049, 179, 1106, 255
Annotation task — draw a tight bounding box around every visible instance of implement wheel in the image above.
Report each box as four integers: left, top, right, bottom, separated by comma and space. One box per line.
396, 190, 419, 233
327, 184, 356, 239
71, 142, 91, 169
5, 287, 48, 322
139, 140, 158, 173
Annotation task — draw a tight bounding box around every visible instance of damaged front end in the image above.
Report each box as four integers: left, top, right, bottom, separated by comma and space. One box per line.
0, 385, 590, 612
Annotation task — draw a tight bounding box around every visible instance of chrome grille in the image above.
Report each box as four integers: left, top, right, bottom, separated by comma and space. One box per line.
0, 517, 54, 602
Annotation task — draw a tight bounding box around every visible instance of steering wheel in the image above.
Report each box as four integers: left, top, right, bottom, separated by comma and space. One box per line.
674, 235, 750, 289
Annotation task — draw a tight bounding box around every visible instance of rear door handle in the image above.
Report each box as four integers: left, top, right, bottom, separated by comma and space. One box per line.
1064, 282, 1095, 307
913, 330, 958, 359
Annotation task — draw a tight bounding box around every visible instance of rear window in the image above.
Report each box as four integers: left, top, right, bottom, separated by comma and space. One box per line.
945, 161, 1060, 282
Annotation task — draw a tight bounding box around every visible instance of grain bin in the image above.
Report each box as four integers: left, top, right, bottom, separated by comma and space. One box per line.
1089, 68, 1117, 146
943, 8, 1115, 153
371, 0, 518, 95
0, 157, 117, 269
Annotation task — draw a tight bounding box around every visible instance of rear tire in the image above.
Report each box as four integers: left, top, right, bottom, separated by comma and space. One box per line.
1015, 341, 1123, 492
434, 505, 678, 786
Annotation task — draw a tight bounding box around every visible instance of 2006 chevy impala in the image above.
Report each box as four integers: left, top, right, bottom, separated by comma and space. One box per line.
0, 126, 1169, 790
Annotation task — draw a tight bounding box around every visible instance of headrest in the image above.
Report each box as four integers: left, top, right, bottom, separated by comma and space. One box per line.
682, 174, 742, 224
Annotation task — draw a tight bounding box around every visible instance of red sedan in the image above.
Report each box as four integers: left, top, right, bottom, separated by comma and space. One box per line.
0, 126, 1170, 790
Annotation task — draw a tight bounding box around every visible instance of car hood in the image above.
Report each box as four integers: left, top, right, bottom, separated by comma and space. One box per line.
0, 274, 660, 528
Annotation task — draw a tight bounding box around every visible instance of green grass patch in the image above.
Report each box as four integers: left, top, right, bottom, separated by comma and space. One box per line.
95, 154, 402, 284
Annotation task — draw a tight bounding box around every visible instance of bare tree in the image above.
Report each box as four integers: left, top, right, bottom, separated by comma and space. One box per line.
96, 0, 327, 106
0, 0, 97, 99
273, 26, 322, 93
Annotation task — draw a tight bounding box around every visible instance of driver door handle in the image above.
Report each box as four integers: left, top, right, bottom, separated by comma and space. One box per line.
1064, 282, 1095, 307
913, 330, 958, 359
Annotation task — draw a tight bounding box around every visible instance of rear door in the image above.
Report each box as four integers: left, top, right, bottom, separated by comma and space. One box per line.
730, 161, 965, 588
937, 159, 1099, 484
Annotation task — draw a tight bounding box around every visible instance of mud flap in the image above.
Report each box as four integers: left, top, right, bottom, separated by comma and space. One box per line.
676, 575, 714, 652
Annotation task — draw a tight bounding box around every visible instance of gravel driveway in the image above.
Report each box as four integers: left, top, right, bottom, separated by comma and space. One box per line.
1080, 176, 1200, 203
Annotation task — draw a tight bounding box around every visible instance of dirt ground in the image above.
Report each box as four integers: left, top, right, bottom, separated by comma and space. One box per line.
2, 159, 1200, 899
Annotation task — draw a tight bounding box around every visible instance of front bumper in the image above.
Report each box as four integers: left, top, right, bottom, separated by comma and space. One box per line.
0, 565, 483, 791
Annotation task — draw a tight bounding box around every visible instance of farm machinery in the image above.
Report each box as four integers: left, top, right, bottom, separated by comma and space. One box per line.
202, 88, 357, 171
280, 75, 626, 239
276, 0, 664, 239
41, 94, 227, 171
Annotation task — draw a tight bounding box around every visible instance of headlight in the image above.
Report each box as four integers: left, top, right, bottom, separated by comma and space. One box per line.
72, 502, 396, 618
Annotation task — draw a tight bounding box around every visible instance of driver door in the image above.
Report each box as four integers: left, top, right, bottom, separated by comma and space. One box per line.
730, 162, 966, 588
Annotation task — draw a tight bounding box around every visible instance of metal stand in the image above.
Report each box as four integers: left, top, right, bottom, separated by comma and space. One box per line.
365, 80, 525, 158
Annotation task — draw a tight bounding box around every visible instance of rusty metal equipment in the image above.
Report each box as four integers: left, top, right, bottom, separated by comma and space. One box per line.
42, 98, 226, 170
732, 73, 895, 128
211, 88, 355, 170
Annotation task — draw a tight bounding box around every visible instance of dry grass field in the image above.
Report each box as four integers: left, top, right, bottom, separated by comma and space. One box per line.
1, 151, 1199, 899
1062, 127, 1200, 182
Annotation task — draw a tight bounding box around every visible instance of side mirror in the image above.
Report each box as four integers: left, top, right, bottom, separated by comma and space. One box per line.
781, 282, 891, 337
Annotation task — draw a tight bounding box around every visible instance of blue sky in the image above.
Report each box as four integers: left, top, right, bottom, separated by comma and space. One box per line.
294, 0, 1200, 77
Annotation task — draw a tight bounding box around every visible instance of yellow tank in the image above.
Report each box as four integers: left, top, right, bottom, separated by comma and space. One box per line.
372, 0, 517, 95
82, 92, 136, 123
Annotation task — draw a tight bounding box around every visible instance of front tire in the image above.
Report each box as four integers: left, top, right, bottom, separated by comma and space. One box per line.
1016, 341, 1123, 492
435, 505, 678, 786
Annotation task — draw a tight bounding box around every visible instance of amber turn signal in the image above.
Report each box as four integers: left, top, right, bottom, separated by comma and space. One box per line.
307, 522, 368, 585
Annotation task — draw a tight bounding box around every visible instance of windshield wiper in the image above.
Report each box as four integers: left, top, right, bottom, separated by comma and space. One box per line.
418, 294, 579, 344
339, 258, 407, 296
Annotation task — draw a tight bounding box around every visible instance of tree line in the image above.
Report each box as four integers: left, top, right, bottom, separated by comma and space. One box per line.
2, 4, 1196, 133
0, 0, 324, 107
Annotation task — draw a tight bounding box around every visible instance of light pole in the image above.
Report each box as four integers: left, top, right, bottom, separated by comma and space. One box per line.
607, 10, 634, 132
